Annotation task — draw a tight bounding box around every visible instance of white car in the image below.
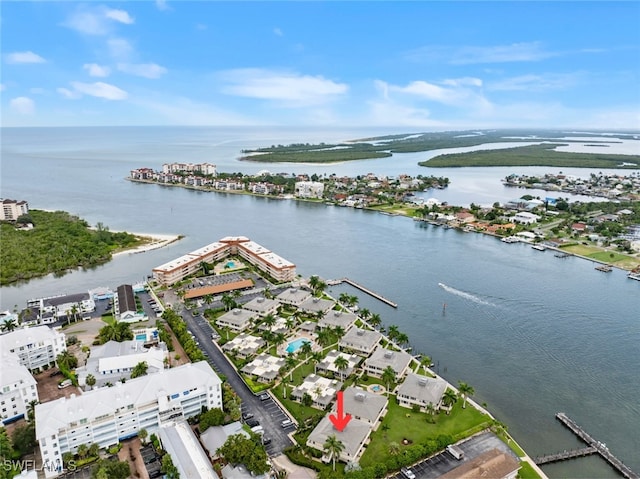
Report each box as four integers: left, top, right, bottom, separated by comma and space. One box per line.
401, 467, 416, 479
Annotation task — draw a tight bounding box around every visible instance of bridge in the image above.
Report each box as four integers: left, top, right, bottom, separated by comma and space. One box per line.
534, 413, 638, 479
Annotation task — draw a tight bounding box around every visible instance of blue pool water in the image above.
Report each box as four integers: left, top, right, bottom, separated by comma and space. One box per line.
226, 261, 236, 268
371, 385, 382, 392
286, 338, 311, 354
135, 334, 146, 341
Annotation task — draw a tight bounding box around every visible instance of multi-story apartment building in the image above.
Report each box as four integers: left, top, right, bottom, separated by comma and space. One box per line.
162, 163, 217, 176
35, 361, 222, 478
295, 181, 325, 199
0, 326, 67, 372
152, 236, 296, 286
0, 354, 39, 424
1, 198, 29, 221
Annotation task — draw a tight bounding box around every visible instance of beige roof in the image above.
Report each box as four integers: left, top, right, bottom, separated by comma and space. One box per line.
184, 279, 253, 299
439, 448, 520, 479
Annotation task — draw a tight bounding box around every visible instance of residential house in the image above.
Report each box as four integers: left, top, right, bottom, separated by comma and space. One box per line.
341, 386, 387, 426
276, 288, 312, 306
318, 310, 357, 330
299, 297, 335, 315
290, 374, 342, 409
241, 353, 285, 383
338, 328, 382, 355
0, 326, 66, 372
307, 416, 372, 464
363, 346, 413, 379
396, 373, 448, 412
216, 309, 255, 332
222, 334, 264, 359
242, 297, 279, 317
158, 420, 217, 479
316, 351, 360, 379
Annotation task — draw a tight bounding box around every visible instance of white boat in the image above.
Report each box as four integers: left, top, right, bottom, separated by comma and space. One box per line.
531, 244, 546, 251
628, 270, 640, 281
501, 236, 519, 243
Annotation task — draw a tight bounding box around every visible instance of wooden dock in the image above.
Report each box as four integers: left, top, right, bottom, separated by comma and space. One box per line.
536, 413, 639, 479
327, 278, 398, 308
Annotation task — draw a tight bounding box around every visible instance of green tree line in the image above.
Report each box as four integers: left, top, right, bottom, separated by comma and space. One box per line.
0, 210, 140, 285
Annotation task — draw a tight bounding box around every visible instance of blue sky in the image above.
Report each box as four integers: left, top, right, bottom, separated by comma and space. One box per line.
2, 1, 639, 129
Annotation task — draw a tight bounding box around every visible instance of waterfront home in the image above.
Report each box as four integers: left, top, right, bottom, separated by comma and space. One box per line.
290, 374, 342, 409
512, 212, 540, 225
363, 346, 413, 379
299, 297, 335, 315
396, 373, 448, 412
0, 198, 29, 221
341, 386, 388, 426
338, 327, 382, 355
295, 181, 325, 199
307, 416, 372, 464
316, 350, 360, 379
318, 309, 357, 330
216, 308, 256, 332
241, 353, 286, 383
242, 296, 280, 317
221, 333, 264, 359
276, 287, 312, 306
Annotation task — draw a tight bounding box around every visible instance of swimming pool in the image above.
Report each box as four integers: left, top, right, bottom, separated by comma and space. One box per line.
371, 385, 382, 392
135, 334, 146, 341
286, 338, 311, 354
226, 261, 236, 268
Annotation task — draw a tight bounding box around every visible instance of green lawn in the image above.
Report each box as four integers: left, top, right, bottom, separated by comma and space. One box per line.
517, 461, 543, 479
360, 399, 491, 468
271, 382, 324, 423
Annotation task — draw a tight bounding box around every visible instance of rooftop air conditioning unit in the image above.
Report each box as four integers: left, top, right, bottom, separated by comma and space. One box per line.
418, 378, 428, 387
355, 392, 366, 402
384, 351, 393, 359
356, 329, 364, 336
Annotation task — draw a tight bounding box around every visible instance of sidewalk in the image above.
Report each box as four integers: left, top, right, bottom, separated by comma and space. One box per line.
271, 454, 317, 479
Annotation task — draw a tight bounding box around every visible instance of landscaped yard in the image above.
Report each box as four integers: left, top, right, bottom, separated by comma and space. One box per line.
359, 399, 491, 468
561, 244, 640, 269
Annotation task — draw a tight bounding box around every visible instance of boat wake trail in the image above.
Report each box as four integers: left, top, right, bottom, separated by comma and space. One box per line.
438, 283, 496, 307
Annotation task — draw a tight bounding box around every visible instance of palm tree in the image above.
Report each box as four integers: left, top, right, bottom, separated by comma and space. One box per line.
338, 293, 350, 305
274, 332, 287, 349
203, 294, 214, 306
131, 361, 149, 379
458, 381, 475, 409
88, 442, 100, 458
300, 341, 312, 359
425, 402, 436, 423
85, 374, 96, 390
261, 330, 274, 349
369, 313, 382, 330
262, 313, 277, 330
309, 275, 321, 294
323, 434, 345, 471
285, 316, 296, 330
359, 308, 371, 322
311, 351, 323, 374
0, 318, 18, 332
395, 332, 409, 348
138, 428, 148, 445
317, 328, 333, 347
420, 355, 432, 373
70, 303, 80, 323
381, 422, 390, 439
285, 354, 297, 381
26, 400, 39, 422
221, 294, 235, 311
387, 325, 400, 341
76, 443, 88, 460
381, 366, 396, 396
334, 355, 349, 379
347, 295, 359, 309
388, 441, 400, 456
442, 389, 457, 414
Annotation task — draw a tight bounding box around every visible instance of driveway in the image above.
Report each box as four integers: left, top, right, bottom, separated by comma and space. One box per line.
179, 309, 295, 456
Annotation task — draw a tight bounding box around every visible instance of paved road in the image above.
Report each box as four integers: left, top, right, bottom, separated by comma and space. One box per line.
179, 309, 295, 456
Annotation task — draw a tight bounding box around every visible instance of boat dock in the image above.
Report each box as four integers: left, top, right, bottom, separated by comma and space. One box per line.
534, 413, 639, 479
327, 278, 398, 308
554, 252, 570, 258
595, 264, 613, 272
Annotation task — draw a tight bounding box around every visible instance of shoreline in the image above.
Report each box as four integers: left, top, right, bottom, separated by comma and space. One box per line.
111, 232, 183, 258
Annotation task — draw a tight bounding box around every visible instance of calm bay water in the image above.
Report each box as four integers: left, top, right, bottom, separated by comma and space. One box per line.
1, 127, 639, 478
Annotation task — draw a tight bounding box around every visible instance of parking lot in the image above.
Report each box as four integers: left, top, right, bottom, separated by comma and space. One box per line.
35, 368, 82, 402
388, 431, 518, 479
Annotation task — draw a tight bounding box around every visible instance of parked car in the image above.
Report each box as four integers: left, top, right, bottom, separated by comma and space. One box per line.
281, 419, 293, 428
262, 437, 272, 446
49, 370, 62, 377
258, 393, 270, 401
401, 467, 416, 479
242, 412, 254, 420
58, 379, 72, 389
246, 418, 259, 428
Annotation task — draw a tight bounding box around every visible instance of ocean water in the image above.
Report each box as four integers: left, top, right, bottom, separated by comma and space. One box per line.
1, 126, 639, 478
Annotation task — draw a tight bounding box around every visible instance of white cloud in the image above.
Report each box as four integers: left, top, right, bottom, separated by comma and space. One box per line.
274, 28, 283, 37
83, 63, 111, 77
488, 73, 578, 91
220, 69, 348, 106
105, 9, 134, 24
386, 78, 490, 109
63, 6, 134, 35
133, 96, 256, 126
5, 51, 46, 64
57, 87, 82, 99
107, 38, 133, 60
68, 81, 128, 100
9, 97, 35, 115
406, 42, 555, 65
156, 0, 170, 11
117, 63, 167, 79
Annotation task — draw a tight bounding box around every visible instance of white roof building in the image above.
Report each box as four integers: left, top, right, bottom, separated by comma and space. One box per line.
0, 326, 66, 372
396, 373, 448, 411
76, 340, 168, 387
363, 346, 413, 379
318, 309, 357, 329
0, 353, 39, 424
276, 288, 312, 306
338, 327, 382, 355
159, 420, 217, 479
35, 361, 222, 478
216, 309, 256, 332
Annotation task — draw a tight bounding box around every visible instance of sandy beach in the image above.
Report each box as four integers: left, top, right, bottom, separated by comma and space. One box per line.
112, 232, 183, 258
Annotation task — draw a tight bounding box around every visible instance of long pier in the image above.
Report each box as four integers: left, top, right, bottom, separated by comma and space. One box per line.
327, 278, 398, 308
535, 413, 638, 479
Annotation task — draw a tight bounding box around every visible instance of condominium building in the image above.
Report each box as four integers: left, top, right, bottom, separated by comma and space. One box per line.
0, 354, 39, 424
294, 181, 325, 199
35, 361, 222, 478
0, 326, 67, 373
162, 162, 217, 176
396, 373, 448, 412
1, 198, 29, 221
152, 237, 296, 286
363, 346, 413, 379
